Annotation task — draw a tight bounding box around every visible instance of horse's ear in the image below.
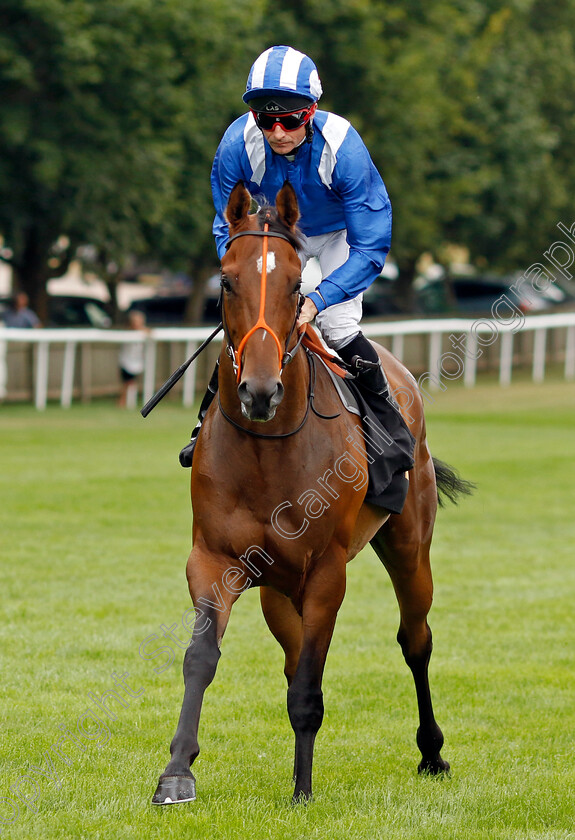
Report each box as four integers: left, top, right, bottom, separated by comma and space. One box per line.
276, 181, 300, 231
225, 181, 252, 229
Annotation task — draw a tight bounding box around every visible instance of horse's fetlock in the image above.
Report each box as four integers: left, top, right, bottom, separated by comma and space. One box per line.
416, 723, 444, 755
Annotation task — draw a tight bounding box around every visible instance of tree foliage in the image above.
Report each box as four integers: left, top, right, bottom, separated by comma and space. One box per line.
1, 0, 574, 319
261, 0, 575, 299
0, 0, 261, 316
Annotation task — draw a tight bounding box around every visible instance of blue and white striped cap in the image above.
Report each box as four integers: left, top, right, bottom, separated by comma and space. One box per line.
243, 46, 323, 105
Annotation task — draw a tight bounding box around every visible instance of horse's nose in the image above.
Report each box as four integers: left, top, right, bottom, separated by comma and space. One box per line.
237, 378, 284, 421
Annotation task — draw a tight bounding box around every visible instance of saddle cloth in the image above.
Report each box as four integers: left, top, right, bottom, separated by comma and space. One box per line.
315, 356, 415, 515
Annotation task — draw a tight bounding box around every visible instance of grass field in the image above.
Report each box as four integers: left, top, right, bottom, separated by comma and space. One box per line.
1, 379, 574, 839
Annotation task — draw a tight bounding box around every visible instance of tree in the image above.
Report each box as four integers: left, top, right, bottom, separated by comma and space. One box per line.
0, 0, 263, 321
441, 2, 569, 269
3, 0, 574, 320
0, 0, 186, 317
261, 0, 575, 298
143, 0, 265, 322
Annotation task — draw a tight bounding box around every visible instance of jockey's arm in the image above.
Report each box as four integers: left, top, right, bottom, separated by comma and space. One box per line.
306, 135, 392, 314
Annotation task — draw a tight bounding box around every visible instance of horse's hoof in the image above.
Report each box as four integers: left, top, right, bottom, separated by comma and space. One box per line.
418, 757, 451, 776
151, 774, 196, 805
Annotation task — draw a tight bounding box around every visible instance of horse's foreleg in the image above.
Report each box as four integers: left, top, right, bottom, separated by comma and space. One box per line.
372, 532, 449, 775
152, 559, 239, 805
288, 561, 346, 803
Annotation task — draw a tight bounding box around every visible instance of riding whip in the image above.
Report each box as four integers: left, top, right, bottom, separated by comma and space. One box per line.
140, 323, 223, 417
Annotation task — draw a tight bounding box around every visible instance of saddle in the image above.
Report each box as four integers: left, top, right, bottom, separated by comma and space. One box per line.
300, 324, 415, 515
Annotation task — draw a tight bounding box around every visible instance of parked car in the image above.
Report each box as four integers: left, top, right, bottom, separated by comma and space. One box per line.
127, 295, 189, 326
120, 270, 575, 326
0, 294, 113, 328
362, 274, 405, 317
415, 274, 575, 317
46, 295, 113, 327
359, 271, 575, 319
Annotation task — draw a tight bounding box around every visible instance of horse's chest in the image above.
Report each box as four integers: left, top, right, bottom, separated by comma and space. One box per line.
194, 453, 362, 569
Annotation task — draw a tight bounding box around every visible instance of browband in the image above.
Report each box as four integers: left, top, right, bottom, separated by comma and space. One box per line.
225, 230, 293, 250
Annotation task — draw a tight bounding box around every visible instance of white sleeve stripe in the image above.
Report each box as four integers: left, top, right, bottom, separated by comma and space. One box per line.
279, 47, 305, 91
318, 113, 351, 188
243, 114, 266, 186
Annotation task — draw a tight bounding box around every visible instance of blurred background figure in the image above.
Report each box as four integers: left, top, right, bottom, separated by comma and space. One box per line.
118, 309, 149, 409
2, 292, 42, 328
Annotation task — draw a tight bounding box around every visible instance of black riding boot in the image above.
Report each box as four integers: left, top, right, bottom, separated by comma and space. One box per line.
337, 332, 414, 514
337, 332, 391, 407
179, 361, 219, 467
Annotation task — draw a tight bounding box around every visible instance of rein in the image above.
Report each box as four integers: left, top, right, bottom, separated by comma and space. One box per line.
223, 220, 304, 383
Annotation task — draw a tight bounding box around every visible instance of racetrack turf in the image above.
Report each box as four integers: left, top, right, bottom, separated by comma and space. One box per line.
0, 378, 573, 839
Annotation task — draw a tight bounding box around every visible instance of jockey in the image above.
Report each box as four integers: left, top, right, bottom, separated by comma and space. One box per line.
180, 45, 401, 468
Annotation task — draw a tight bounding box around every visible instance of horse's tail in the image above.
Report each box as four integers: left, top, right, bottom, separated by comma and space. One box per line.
432, 457, 475, 507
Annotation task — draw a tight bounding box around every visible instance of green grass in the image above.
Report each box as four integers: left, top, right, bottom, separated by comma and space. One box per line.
1, 380, 574, 839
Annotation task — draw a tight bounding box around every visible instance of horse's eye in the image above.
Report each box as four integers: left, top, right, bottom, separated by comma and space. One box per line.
221, 274, 233, 293
292, 279, 302, 295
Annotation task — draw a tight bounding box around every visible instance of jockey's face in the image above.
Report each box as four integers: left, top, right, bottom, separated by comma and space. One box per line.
262, 123, 307, 155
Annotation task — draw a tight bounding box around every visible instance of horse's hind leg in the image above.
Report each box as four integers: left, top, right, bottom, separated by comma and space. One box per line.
260, 587, 303, 781
260, 587, 303, 686
287, 557, 346, 802
370, 527, 449, 775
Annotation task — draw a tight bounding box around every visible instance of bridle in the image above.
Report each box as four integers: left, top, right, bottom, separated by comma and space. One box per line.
218, 216, 338, 439
221, 217, 305, 384
217, 347, 339, 439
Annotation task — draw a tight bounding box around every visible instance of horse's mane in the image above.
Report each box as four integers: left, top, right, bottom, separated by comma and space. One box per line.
255, 205, 303, 252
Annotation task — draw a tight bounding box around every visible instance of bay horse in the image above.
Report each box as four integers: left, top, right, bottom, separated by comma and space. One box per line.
152, 181, 470, 805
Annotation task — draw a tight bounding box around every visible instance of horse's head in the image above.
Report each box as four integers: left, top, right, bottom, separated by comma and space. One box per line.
221, 181, 303, 422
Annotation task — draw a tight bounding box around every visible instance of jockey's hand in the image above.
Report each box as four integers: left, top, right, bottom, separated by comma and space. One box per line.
297, 297, 318, 329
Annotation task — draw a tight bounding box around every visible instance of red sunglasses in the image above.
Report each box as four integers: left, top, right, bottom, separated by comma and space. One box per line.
251, 105, 315, 132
